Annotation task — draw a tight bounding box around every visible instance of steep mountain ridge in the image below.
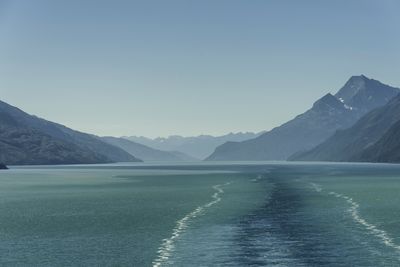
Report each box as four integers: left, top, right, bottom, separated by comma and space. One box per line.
0, 100, 140, 165
124, 132, 262, 159
206, 75, 400, 161
291, 94, 400, 162
335, 75, 398, 114
360, 119, 400, 162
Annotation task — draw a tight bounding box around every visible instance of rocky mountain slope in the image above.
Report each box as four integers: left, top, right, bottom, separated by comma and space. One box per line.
206, 75, 400, 161
0, 100, 141, 165
291, 94, 400, 162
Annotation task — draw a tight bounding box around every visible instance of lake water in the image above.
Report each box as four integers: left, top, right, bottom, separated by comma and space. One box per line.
1, 162, 400, 266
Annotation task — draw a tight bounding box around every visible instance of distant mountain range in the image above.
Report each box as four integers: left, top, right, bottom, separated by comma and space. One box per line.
101, 136, 197, 162
3, 74, 400, 165
206, 75, 400, 161
123, 132, 263, 159
291, 94, 400, 163
0, 98, 260, 165
0, 100, 141, 165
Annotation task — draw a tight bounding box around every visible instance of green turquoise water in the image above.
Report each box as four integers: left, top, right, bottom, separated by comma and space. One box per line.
1, 162, 400, 266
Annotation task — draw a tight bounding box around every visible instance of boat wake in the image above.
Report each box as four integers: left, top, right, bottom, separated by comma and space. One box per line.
251, 174, 263, 183
152, 182, 231, 267
310, 182, 322, 192
310, 182, 400, 254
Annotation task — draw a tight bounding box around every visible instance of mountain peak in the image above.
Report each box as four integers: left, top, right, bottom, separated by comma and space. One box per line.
334, 75, 399, 112
350, 74, 369, 81
316, 93, 336, 104
312, 93, 344, 111
335, 75, 369, 103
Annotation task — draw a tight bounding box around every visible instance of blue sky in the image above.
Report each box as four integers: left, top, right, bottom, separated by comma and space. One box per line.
0, 0, 399, 137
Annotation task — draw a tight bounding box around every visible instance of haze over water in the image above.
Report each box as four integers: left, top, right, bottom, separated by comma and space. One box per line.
2, 162, 400, 266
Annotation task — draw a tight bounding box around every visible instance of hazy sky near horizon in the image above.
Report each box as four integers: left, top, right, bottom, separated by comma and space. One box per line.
1, 0, 399, 137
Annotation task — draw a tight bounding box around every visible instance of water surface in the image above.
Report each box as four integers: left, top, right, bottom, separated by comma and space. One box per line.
1, 162, 400, 266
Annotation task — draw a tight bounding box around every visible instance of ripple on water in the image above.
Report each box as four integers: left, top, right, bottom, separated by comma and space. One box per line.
311, 182, 400, 262
152, 182, 230, 267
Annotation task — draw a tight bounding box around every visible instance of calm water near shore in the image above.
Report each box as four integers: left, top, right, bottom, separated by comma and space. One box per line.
1, 162, 400, 266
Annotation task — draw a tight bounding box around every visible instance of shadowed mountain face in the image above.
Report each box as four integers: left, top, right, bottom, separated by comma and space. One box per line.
292, 95, 400, 163
206, 76, 400, 161
124, 132, 262, 160
361, 119, 400, 163
101, 136, 197, 162
0, 100, 141, 165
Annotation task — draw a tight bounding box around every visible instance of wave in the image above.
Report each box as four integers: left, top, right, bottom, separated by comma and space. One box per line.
310, 183, 400, 253
251, 174, 263, 183
310, 182, 322, 192
152, 182, 231, 267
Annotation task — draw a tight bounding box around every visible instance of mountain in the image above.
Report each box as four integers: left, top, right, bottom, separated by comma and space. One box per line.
168, 151, 198, 161
206, 75, 400, 161
0, 100, 141, 165
123, 132, 263, 159
291, 94, 400, 162
335, 75, 397, 114
101, 136, 197, 162
360, 119, 400, 162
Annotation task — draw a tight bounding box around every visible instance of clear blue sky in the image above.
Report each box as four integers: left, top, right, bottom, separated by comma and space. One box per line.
0, 0, 399, 137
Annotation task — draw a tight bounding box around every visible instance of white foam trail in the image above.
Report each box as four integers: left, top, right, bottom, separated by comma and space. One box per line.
328, 191, 400, 253
152, 182, 231, 267
310, 183, 400, 253
310, 182, 322, 192
251, 175, 263, 183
